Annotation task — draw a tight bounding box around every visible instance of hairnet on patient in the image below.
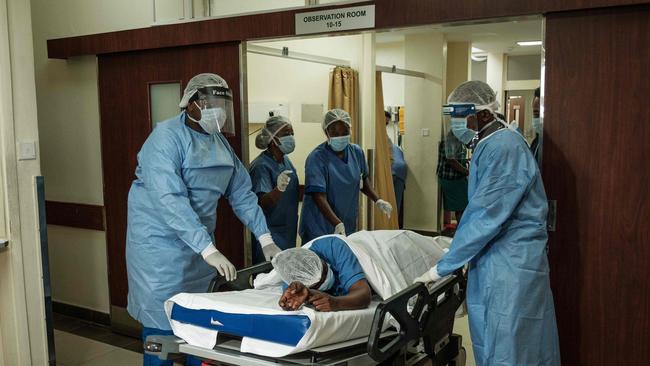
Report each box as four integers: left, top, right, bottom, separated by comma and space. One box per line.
272, 248, 323, 287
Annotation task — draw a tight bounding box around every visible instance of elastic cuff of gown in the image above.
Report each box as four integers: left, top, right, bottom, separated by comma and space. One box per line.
200, 243, 218, 259
258, 233, 274, 247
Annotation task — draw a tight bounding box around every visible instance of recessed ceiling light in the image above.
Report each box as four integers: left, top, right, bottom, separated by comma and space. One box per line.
517, 40, 542, 46
471, 47, 485, 53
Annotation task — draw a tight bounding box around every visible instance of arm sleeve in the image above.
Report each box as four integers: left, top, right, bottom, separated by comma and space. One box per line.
304, 152, 327, 194
332, 241, 365, 293
355, 145, 369, 179
140, 129, 212, 253
436, 143, 535, 276
225, 157, 270, 239
249, 162, 275, 195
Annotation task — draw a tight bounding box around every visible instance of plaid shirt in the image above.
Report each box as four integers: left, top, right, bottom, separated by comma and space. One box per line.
436, 133, 468, 180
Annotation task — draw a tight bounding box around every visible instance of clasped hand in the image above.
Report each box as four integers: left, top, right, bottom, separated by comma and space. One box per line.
279, 282, 339, 312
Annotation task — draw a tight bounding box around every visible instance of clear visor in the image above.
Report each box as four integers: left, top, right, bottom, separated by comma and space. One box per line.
196, 86, 236, 136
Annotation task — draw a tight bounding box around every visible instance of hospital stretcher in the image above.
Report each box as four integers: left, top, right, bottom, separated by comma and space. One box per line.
145, 262, 467, 366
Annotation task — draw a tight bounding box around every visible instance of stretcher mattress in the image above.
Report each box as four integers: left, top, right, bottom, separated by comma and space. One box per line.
165, 289, 379, 357
165, 231, 450, 357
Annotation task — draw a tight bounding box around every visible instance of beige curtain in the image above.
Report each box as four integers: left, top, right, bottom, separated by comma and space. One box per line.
374, 72, 399, 229
328, 67, 360, 143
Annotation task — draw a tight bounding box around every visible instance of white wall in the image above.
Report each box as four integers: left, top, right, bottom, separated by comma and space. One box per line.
210, 0, 304, 17
402, 32, 444, 232
376, 41, 405, 107
30, 0, 153, 314
0, 0, 47, 364
486, 52, 505, 112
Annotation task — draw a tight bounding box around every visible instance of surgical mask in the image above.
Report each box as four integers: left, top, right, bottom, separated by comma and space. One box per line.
276, 135, 296, 154
328, 135, 350, 152
318, 265, 335, 291
532, 117, 542, 133
189, 102, 227, 135
450, 117, 477, 145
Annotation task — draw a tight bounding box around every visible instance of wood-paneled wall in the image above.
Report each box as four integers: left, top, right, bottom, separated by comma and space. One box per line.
47, 0, 647, 59
544, 5, 650, 364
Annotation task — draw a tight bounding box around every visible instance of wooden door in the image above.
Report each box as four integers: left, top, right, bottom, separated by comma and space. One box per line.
544, 5, 650, 365
98, 42, 246, 331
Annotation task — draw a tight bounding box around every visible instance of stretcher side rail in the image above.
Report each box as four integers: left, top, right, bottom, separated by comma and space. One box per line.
367, 270, 466, 365
208, 261, 273, 292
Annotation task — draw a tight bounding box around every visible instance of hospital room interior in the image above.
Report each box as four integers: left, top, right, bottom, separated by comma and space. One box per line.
0, 1, 648, 366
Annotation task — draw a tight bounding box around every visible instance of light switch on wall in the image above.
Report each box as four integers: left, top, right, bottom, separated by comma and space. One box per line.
18, 141, 37, 160
421, 128, 430, 137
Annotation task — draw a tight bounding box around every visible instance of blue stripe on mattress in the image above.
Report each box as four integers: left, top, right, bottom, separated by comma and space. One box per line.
170, 303, 311, 346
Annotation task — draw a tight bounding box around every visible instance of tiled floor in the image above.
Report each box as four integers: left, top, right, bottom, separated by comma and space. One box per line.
53, 313, 185, 366
52, 313, 142, 353
54, 330, 143, 366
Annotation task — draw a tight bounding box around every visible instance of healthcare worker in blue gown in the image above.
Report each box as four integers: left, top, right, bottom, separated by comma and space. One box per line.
249, 115, 299, 264
299, 108, 393, 243
414, 81, 560, 366
126, 73, 282, 366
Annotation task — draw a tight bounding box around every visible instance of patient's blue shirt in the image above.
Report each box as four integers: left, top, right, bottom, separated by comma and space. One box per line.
309, 236, 366, 296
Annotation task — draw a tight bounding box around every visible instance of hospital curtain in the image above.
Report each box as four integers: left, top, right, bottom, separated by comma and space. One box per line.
374, 72, 399, 229
328, 67, 360, 143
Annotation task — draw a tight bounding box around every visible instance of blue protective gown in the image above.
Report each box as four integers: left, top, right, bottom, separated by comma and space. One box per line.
436, 128, 560, 366
249, 150, 299, 263
299, 143, 368, 243
126, 112, 269, 330
390, 142, 407, 211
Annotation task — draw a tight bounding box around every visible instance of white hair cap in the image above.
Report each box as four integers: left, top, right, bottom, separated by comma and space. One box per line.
447, 80, 500, 112
255, 115, 291, 149
271, 248, 323, 287
179, 73, 229, 108
322, 108, 351, 131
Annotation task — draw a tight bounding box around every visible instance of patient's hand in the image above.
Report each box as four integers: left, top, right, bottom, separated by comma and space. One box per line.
308, 291, 339, 312
279, 282, 309, 311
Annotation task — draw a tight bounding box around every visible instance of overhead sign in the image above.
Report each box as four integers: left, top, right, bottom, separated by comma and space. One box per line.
295, 5, 375, 35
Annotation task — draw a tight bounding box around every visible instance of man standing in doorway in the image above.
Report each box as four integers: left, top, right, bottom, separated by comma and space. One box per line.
436, 129, 469, 234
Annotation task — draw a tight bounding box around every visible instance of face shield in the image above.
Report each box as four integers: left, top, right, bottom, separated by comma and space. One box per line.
193, 85, 236, 136
443, 103, 478, 146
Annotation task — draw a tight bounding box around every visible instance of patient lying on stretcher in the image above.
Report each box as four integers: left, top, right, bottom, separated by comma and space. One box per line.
271, 235, 372, 312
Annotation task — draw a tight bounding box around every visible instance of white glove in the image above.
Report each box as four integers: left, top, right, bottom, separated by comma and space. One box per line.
276, 170, 292, 192
413, 265, 442, 284
204, 250, 237, 282
334, 222, 346, 236
375, 199, 393, 218
259, 233, 282, 261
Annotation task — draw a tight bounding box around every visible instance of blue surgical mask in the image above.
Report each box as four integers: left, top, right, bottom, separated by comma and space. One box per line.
328, 135, 350, 152
450, 117, 477, 145
276, 135, 296, 154
532, 117, 542, 133
318, 265, 335, 291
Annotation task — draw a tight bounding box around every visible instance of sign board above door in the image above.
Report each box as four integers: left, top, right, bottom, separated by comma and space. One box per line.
295, 5, 375, 35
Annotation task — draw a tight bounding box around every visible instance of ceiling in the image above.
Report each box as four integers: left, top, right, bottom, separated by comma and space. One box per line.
376, 18, 543, 56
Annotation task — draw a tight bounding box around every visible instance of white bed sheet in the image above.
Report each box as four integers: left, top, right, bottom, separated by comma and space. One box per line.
164, 288, 379, 357
165, 230, 452, 357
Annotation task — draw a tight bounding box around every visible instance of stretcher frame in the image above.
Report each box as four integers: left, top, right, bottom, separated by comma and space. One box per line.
145, 262, 467, 365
